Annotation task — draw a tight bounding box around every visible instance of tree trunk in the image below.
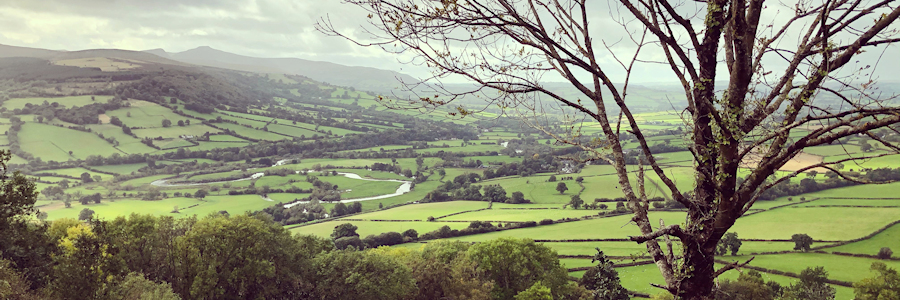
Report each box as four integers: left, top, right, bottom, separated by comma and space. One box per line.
677, 239, 717, 300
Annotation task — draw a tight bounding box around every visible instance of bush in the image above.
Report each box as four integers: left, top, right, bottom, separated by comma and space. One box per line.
652, 201, 665, 209
427, 216, 435, 221
878, 247, 894, 259
539, 219, 554, 225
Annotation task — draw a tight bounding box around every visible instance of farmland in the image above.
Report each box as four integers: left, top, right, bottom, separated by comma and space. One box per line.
5, 70, 900, 300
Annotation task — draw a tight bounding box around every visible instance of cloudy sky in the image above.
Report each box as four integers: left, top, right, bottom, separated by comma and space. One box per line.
1, 0, 898, 84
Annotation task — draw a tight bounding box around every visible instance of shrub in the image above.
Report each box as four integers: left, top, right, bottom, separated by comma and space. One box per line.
427, 216, 435, 221
878, 247, 894, 259
652, 201, 665, 209
539, 219, 554, 225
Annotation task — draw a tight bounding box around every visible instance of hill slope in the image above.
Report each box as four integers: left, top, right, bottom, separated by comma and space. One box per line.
150, 46, 418, 93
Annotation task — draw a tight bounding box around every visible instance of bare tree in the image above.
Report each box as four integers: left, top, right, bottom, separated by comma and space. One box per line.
319, 0, 900, 298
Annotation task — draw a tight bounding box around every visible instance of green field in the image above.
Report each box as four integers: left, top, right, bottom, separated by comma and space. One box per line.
440, 208, 599, 222
290, 220, 470, 238
730, 207, 900, 240
339, 201, 488, 220
133, 124, 220, 139
18, 123, 122, 162
829, 223, 900, 257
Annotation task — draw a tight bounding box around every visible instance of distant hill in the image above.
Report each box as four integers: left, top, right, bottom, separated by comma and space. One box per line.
147, 46, 418, 93
0, 43, 418, 94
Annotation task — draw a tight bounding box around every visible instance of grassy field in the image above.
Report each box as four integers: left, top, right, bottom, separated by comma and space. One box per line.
440, 208, 599, 222
18, 123, 122, 162
42, 167, 115, 181
432, 212, 687, 242
829, 223, 900, 257
290, 220, 470, 238
212, 122, 289, 141
339, 201, 488, 221
133, 124, 220, 139
733, 252, 900, 283
730, 207, 900, 240
43, 197, 199, 220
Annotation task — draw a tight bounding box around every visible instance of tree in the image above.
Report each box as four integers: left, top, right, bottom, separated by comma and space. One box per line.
878, 247, 894, 259
782, 267, 835, 300
792, 234, 814, 252
576, 177, 584, 183
854, 262, 900, 300
322, 1, 900, 298
548, 175, 557, 182
515, 282, 553, 300
482, 184, 508, 203
78, 208, 95, 221
80, 172, 93, 183
331, 223, 359, 240
465, 238, 573, 300
161, 119, 172, 127
716, 232, 742, 256
569, 195, 584, 209
579, 250, 629, 300
509, 191, 526, 204
106, 272, 180, 300
193, 189, 208, 200
177, 120, 185, 126
555, 182, 568, 194
860, 141, 874, 152
313, 249, 416, 300
714, 270, 778, 300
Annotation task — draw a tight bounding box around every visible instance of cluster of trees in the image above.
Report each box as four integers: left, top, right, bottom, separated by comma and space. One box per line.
421, 173, 532, 204
8, 97, 128, 125
258, 200, 329, 226
329, 202, 362, 217
758, 167, 900, 200
481, 154, 561, 179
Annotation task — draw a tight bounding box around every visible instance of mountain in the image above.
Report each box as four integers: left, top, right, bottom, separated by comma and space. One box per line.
148, 46, 418, 93
0, 43, 61, 58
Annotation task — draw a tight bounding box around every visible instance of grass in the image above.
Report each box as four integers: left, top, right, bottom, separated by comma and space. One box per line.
730, 207, 900, 240
440, 208, 599, 222
212, 122, 290, 141
133, 125, 220, 139
41, 167, 115, 181
105, 102, 194, 128
118, 174, 174, 187
266, 124, 320, 138
339, 201, 488, 221
829, 223, 900, 257
86, 124, 157, 154
188, 141, 251, 151
43, 197, 200, 220
18, 123, 122, 162
178, 194, 274, 217
733, 252, 900, 284
290, 220, 470, 238
208, 134, 248, 142
434, 212, 686, 242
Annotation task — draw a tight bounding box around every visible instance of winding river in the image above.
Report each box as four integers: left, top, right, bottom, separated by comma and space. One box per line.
149, 171, 412, 208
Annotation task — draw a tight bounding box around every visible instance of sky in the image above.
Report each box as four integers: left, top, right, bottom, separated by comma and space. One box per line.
1, 0, 898, 85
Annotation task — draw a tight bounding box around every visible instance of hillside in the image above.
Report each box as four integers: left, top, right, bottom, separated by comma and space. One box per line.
148, 46, 419, 93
